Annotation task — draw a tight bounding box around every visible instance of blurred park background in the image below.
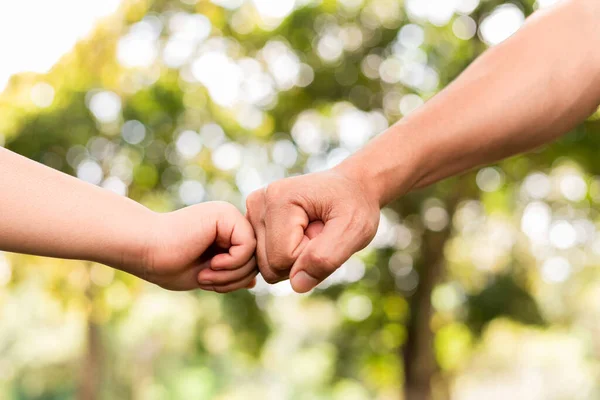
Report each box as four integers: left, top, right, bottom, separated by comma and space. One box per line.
2, 0, 600, 399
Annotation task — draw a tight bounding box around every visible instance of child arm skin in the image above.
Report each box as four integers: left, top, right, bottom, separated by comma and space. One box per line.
0, 147, 257, 292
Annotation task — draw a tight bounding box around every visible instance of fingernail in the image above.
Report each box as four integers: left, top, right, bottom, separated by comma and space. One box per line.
291, 271, 318, 293
199, 280, 213, 286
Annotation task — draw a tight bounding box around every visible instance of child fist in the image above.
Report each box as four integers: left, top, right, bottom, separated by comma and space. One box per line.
141, 202, 257, 292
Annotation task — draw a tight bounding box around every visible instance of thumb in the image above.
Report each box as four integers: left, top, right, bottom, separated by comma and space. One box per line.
305, 220, 324, 239
290, 218, 362, 293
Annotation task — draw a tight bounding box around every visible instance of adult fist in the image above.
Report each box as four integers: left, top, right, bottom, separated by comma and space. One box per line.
246, 169, 380, 293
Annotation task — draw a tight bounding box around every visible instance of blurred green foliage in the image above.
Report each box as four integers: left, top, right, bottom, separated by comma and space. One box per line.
2, 0, 600, 399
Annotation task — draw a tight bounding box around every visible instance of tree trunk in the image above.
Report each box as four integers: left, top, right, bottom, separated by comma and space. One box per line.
78, 284, 102, 400
403, 229, 447, 400
403, 191, 462, 400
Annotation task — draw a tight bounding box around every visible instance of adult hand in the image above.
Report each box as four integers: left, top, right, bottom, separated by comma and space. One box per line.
246, 168, 380, 293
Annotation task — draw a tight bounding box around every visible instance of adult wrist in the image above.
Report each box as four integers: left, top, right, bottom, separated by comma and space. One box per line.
333, 157, 385, 209
334, 122, 428, 207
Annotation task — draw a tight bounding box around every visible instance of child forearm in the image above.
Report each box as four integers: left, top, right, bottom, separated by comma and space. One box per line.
0, 147, 153, 273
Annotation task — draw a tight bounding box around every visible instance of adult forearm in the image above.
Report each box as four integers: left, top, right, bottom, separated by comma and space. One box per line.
0, 147, 153, 271
338, 0, 600, 206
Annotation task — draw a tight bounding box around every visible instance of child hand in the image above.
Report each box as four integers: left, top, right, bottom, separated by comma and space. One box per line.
141, 201, 257, 292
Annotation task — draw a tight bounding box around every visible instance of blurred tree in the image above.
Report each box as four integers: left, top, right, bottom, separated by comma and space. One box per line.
1, 0, 600, 399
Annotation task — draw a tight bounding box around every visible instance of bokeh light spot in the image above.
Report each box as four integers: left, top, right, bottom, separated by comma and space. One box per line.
88, 91, 122, 123
121, 120, 147, 145
77, 159, 103, 185
30, 83, 55, 108
179, 180, 206, 205
479, 4, 525, 46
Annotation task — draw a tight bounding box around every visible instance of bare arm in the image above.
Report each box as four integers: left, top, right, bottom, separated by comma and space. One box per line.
0, 147, 151, 269
0, 147, 257, 291
248, 0, 600, 293
339, 0, 600, 205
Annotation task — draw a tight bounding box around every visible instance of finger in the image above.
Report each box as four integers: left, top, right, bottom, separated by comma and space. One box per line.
251, 217, 288, 283
199, 269, 259, 293
306, 221, 324, 239
264, 199, 310, 271
255, 225, 289, 284
158, 263, 210, 292
246, 189, 269, 270
260, 268, 289, 285
252, 221, 322, 284
211, 210, 256, 271
198, 257, 257, 286
246, 189, 287, 283
289, 217, 368, 293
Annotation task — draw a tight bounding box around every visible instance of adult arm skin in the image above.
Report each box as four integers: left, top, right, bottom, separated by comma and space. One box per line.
246, 0, 600, 293
0, 147, 257, 291
340, 0, 600, 206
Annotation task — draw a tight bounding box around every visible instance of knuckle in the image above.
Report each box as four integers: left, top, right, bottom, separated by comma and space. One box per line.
256, 258, 269, 273
213, 200, 237, 216
262, 274, 278, 285
306, 252, 338, 274
247, 236, 258, 252
256, 254, 269, 273
245, 192, 258, 211
261, 270, 284, 284
245, 192, 263, 222
214, 200, 234, 209
268, 250, 294, 271
264, 182, 285, 203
